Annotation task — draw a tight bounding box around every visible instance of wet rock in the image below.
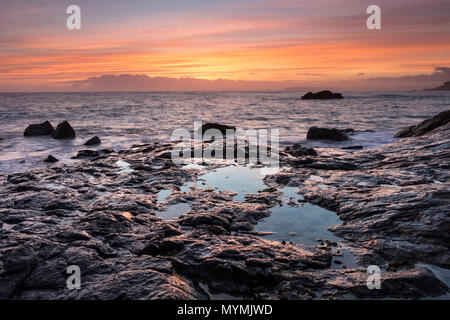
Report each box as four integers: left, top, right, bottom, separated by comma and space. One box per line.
44, 155, 59, 163
395, 110, 450, 138
200, 123, 236, 135
140, 239, 185, 256
52, 121, 75, 139
301, 90, 344, 100
180, 213, 231, 231
1, 126, 449, 300
341, 146, 363, 150
6, 172, 36, 184
84, 136, 101, 146
307, 127, 349, 141
24, 121, 54, 136
285, 144, 318, 157
71, 149, 113, 159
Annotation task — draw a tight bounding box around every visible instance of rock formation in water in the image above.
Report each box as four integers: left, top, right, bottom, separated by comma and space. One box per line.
84, 136, 101, 146
24, 121, 55, 137
200, 123, 236, 135
307, 127, 350, 141
44, 155, 59, 163
52, 121, 76, 139
395, 110, 450, 138
301, 91, 344, 100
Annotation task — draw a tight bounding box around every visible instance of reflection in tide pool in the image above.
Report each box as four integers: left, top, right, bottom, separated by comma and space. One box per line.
157, 189, 172, 203
158, 203, 191, 221
195, 165, 268, 202
255, 187, 342, 245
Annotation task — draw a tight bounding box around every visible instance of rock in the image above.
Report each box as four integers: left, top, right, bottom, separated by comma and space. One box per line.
285, 144, 318, 156
44, 155, 59, 163
341, 146, 363, 150
307, 127, 349, 141
200, 123, 236, 135
301, 90, 344, 100
394, 110, 450, 138
71, 150, 101, 159
23, 121, 54, 136
52, 121, 75, 139
84, 136, 101, 146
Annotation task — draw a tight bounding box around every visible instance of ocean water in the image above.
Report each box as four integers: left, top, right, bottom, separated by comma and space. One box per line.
1, 91, 449, 174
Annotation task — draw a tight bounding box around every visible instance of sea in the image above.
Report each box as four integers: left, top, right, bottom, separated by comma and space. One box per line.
1, 91, 449, 174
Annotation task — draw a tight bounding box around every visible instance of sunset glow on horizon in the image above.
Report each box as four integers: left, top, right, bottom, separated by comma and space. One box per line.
1, 0, 450, 91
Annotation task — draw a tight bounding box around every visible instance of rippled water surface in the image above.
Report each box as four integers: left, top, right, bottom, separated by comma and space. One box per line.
1, 91, 449, 173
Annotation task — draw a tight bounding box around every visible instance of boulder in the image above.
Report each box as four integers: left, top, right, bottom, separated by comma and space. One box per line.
341, 146, 363, 150
301, 90, 344, 100
200, 123, 236, 135
84, 136, 101, 146
307, 127, 349, 141
44, 155, 59, 163
394, 110, 450, 138
71, 150, 101, 159
285, 144, 318, 156
52, 121, 75, 139
23, 121, 54, 136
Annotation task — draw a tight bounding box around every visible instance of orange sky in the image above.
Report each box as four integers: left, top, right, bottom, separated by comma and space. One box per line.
1, 0, 450, 91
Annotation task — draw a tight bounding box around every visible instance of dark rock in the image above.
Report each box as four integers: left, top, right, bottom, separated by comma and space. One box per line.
72, 150, 100, 158
200, 123, 236, 135
84, 136, 101, 146
394, 110, 450, 138
71, 149, 108, 159
341, 146, 363, 150
307, 127, 349, 141
44, 155, 59, 163
24, 121, 54, 136
52, 121, 75, 139
285, 144, 318, 157
301, 90, 344, 100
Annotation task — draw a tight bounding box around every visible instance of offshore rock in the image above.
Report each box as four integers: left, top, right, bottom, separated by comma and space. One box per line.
307, 127, 349, 141
24, 121, 54, 136
52, 121, 75, 139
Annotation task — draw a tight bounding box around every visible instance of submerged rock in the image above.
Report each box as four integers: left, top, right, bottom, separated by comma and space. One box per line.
84, 136, 101, 146
44, 155, 59, 163
24, 121, 54, 136
200, 123, 236, 135
301, 90, 344, 100
394, 110, 450, 138
52, 121, 75, 139
307, 127, 349, 141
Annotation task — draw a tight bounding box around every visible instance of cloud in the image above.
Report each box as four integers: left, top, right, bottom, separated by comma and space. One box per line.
63, 74, 291, 91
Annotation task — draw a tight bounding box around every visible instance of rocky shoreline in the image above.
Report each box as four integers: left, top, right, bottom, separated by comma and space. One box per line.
0, 115, 449, 300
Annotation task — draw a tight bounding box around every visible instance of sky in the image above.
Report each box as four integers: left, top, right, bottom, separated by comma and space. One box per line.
1, 0, 450, 91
